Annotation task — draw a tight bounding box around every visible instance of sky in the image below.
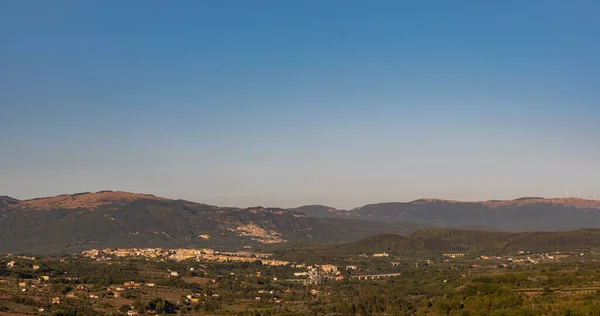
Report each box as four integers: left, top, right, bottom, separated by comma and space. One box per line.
1, 1, 599, 209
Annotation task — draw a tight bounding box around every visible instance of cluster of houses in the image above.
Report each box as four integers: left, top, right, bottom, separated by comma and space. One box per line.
476, 251, 578, 266
18, 277, 50, 292
289, 264, 347, 283
43, 281, 159, 306
443, 253, 466, 259
81, 247, 289, 266
289, 262, 408, 284
506, 252, 572, 265
185, 292, 221, 303
5, 255, 41, 270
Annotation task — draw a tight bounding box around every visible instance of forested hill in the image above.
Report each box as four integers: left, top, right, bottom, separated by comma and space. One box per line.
0, 191, 428, 255
285, 228, 600, 258
291, 198, 600, 231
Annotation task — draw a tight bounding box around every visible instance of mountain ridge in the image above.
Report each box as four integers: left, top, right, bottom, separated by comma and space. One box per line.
6, 191, 600, 211
4, 191, 173, 211
4, 191, 600, 254
292, 197, 600, 232
0, 191, 428, 255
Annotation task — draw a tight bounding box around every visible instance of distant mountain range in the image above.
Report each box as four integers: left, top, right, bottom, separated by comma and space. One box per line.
289, 198, 600, 231
3, 191, 600, 255
0, 191, 427, 254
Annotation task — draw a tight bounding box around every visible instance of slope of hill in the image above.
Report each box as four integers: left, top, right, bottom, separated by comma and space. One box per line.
0, 191, 427, 255
0, 196, 18, 208
292, 198, 600, 231
288, 228, 600, 259
8, 191, 169, 211
7, 191, 600, 255
287, 205, 348, 218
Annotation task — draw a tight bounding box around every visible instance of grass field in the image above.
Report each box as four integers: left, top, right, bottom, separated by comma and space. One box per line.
182, 277, 212, 285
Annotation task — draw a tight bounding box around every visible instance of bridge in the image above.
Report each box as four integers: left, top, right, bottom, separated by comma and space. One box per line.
350, 273, 401, 280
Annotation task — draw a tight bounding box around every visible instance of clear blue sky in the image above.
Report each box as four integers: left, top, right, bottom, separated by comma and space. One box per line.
1, 1, 599, 208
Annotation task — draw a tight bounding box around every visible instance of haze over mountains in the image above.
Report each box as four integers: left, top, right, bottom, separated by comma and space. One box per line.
2, 191, 600, 254
289, 197, 600, 231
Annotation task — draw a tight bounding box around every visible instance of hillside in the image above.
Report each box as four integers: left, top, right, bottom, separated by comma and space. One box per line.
0, 195, 18, 208
13, 190, 168, 210
291, 228, 600, 258
0, 191, 427, 255
287, 205, 348, 218
291, 198, 600, 231
7, 191, 600, 255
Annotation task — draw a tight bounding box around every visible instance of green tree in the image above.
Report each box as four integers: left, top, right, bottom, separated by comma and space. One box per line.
119, 305, 130, 313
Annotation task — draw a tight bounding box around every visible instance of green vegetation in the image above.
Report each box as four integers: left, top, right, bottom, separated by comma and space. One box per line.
280, 228, 600, 262
2, 234, 600, 315
0, 198, 425, 255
